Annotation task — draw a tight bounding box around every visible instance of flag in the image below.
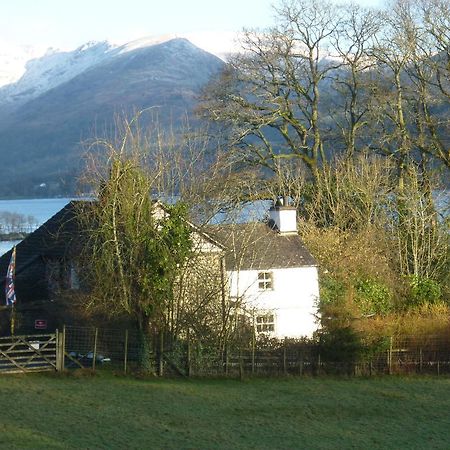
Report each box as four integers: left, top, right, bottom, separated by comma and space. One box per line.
5, 246, 16, 306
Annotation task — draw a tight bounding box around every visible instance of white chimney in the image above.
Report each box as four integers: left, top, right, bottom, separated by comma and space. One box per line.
269, 198, 298, 234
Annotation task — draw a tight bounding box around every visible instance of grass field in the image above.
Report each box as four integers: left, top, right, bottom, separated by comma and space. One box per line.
0, 372, 449, 449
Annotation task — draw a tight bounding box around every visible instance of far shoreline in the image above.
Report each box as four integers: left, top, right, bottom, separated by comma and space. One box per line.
0, 232, 29, 242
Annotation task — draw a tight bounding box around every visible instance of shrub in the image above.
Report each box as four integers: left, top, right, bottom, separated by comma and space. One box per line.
407, 275, 442, 306
355, 278, 392, 315
318, 326, 364, 364
319, 276, 347, 306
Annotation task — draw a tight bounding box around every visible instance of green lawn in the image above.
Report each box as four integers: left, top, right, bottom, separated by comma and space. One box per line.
0, 372, 449, 449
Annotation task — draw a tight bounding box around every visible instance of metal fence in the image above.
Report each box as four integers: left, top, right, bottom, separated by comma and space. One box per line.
59, 326, 450, 377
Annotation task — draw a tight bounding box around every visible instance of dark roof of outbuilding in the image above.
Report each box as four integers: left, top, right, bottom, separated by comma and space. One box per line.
0, 200, 86, 284
205, 222, 317, 271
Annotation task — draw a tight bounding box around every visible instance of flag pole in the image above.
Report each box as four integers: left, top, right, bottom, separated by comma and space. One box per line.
5, 246, 17, 335
10, 303, 15, 336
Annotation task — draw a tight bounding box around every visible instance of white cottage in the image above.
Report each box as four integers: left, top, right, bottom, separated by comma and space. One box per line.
207, 203, 320, 339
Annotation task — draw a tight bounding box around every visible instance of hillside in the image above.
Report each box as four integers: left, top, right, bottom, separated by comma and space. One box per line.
0, 38, 224, 197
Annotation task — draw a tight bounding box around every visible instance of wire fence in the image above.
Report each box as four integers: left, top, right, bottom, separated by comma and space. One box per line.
60, 326, 450, 377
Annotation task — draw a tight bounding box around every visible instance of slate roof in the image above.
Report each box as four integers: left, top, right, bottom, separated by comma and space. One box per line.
0, 202, 317, 295
205, 222, 317, 271
0, 200, 86, 285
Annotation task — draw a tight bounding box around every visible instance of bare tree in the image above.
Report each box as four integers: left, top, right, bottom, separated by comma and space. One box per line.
410, 0, 450, 169
331, 4, 381, 158
201, 0, 344, 180
422, 0, 450, 100
368, 0, 420, 193
367, 0, 449, 175
388, 165, 450, 282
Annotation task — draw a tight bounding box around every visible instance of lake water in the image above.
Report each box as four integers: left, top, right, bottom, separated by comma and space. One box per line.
0, 196, 270, 256
0, 198, 74, 256
0, 192, 447, 257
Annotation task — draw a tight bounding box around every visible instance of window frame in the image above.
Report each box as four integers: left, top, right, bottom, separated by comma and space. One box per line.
257, 271, 273, 291
255, 313, 275, 333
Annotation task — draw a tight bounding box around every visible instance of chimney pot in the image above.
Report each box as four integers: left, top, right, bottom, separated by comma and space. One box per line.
269, 202, 297, 234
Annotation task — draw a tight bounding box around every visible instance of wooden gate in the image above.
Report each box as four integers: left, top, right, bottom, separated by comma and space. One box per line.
0, 333, 59, 374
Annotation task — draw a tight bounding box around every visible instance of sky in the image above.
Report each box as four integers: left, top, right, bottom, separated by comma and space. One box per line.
0, 0, 385, 54
0, 0, 273, 52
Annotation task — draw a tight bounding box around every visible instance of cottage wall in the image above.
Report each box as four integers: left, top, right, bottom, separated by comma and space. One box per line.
228, 266, 319, 338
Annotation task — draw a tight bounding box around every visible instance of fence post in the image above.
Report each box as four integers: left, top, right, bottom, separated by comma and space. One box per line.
283, 338, 287, 376
437, 360, 440, 376
225, 344, 229, 375
56, 327, 66, 372
124, 329, 129, 374
239, 345, 244, 381
251, 331, 255, 375
158, 332, 164, 377
63, 326, 66, 368
419, 348, 423, 373
299, 353, 304, 376
61, 326, 66, 371
56, 329, 61, 371
317, 354, 321, 376
92, 328, 98, 371
388, 336, 393, 375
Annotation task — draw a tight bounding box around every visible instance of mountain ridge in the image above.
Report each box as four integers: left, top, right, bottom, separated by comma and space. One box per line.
0, 37, 224, 197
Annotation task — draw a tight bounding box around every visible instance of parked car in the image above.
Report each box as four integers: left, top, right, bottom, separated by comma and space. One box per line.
66, 351, 111, 368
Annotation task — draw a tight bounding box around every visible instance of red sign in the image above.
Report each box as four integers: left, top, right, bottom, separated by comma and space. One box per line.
34, 319, 47, 330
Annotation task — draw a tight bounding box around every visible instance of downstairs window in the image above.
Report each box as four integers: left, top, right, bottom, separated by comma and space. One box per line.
255, 313, 275, 333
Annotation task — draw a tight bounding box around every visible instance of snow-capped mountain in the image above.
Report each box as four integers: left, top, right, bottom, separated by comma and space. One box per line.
0, 41, 117, 108
0, 37, 224, 197
0, 34, 235, 112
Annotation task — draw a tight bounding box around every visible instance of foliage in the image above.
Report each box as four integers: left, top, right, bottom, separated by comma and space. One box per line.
201, 0, 450, 337
354, 302, 450, 342
354, 278, 392, 315
318, 326, 365, 363
318, 276, 347, 307
298, 156, 449, 320
407, 276, 443, 306
202, 0, 450, 183
77, 150, 192, 336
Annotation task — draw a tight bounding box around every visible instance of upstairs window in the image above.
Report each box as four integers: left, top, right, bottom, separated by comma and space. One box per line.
258, 271, 273, 290
256, 314, 275, 333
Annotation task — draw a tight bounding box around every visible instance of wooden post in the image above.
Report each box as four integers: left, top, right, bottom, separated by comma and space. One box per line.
61, 325, 66, 371
225, 344, 229, 375
56, 327, 66, 372
10, 304, 15, 336
251, 330, 256, 375
92, 328, 98, 371
56, 329, 61, 371
124, 329, 129, 374
437, 360, 440, 376
317, 354, 321, 376
283, 338, 287, 376
419, 348, 423, 373
158, 332, 164, 377
299, 355, 304, 376
388, 336, 393, 375
56, 325, 66, 372
239, 345, 244, 381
